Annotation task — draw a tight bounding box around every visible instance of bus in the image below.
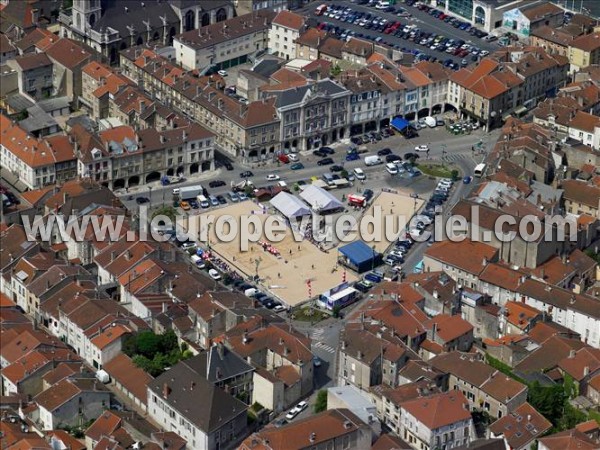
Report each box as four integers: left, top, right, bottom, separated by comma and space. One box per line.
315, 4, 327, 15
474, 163, 487, 178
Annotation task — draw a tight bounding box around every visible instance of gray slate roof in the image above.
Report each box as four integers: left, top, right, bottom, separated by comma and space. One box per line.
92, 0, 179, 37
148, 357, 247, 433
188, 345, 254, 383
273, 79, 348, 108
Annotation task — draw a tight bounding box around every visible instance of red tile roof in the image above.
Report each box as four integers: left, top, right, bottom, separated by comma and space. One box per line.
401, 391, 471, 430
425, 239, 499, 276
489, 402, 552, 448
103, 353, 152, 403
272, 10, 305, 30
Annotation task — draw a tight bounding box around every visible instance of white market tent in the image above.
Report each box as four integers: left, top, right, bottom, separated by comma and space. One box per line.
299, 185, 343, 213
270, 191, 311, 219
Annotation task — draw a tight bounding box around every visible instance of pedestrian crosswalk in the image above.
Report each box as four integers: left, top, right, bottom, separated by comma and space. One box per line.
310, 328, 325, 340
442, 153, 479, 164
312, 341, 336, 354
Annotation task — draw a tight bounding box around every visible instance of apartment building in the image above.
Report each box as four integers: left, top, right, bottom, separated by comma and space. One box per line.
269, 10, 305, 61
81, 61, 131, 119
173, 10, 274, 71
240, 409, 373, 450
430, 352, 528, 419
42, 36, 92, 101
72, 119, 214, 189
400, 391, 474, 450
561, 179, 600, 217
568, 32, 600, 72
148, 358, 248, 450
8, 52, 53, 100
0, 114, 76, 190
448, 47, 568, 129
567, 110, 600, 150
120, 47, 280, 159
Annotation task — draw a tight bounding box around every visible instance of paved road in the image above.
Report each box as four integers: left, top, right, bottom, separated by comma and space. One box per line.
120, 126, 491, 208
297, 1, 498, 65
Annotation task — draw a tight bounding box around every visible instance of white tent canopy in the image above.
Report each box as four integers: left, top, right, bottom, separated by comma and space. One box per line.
299, 185, 343, 212
270, 192, 311, 219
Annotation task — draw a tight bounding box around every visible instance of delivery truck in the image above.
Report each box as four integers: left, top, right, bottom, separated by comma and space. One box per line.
173, 185, 204, 200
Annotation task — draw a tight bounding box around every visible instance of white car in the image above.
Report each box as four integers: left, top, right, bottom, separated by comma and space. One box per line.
479, 50, 489, 57
353, 168, 366, 180
217, 70, 228, 77
288, 153, 299, 162
266, 174, 280, 181
386, 163, 398, 175
285, 400, 308, 421
415, 144, 429, 152
208, 269, 221, 280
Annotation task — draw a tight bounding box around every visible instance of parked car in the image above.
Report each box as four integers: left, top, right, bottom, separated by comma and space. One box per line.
208, 180, 226, 188
240, 171, 254, 178
291, 162, 305, 170
208, 269, 221, 280
135, 197, 150, 204
266, 174, 280, 181
317, 157, 334, 166
377, 148, 392, 156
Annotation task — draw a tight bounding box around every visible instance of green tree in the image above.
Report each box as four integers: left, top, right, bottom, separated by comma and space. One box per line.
450, 169, 459, 181
152, 205, 177, 223
314, 389, 327, 413
135, 331, 161, 358
331, 65, 342, 77
528, 382, 565, 426
559, 403, 587, 431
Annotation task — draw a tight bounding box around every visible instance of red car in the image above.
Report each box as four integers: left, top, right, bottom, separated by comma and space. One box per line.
278, 154, 290, 164
439, 13, 447, 20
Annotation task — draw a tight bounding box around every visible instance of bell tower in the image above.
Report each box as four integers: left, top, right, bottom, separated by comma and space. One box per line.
72, 0, 102, 34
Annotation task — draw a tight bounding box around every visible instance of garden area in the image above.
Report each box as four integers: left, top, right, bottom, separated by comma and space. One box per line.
417, 163, 459, 179
122, 330, 193, 377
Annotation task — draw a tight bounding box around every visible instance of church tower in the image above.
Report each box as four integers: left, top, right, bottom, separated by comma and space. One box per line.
72, 0, 102, 35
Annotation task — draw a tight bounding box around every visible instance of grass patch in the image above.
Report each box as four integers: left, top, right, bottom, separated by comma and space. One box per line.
417, 163, 458, 178
291, 306, 329, 323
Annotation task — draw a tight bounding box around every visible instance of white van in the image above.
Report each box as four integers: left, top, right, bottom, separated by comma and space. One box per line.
288, 154, 299, 162
198, 195, 210, 208
353, 168, 366, 180
172, 188, 180, 195
190, 254, 206, 269
364, 155, 383, 166
375, 0, 390, 9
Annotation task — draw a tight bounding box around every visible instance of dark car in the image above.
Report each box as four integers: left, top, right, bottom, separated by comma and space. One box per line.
404, 152, 420, 160
135, 197, 150, 204
208, 180, 226, 188
216, 195, 227, 204
224, 161, 234, 170
313, 149, 327, 157
240, 171, 254, 178
363, 188, 374, 201
330, 165, 344, 173
386, 154, 401, 163
351, 136, 363, 145
317, 157, 334, 166
320, 146, 335, 155
346, 152, 360, 161
377, 148, 392, 156
354, 281, 372, 293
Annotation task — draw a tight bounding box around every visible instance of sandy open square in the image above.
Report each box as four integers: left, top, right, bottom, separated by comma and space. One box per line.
363, 191, 425, 253
186, 201, 357, 307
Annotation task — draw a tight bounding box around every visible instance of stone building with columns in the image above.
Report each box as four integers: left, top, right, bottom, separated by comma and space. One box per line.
59, 0, 234, 64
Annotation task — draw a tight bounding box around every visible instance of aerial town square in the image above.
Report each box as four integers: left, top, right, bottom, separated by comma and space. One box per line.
1, 0, 600, 449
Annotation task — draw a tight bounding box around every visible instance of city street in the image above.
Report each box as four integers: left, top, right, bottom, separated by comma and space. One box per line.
119, 126, 495, 212
297, 1, 499, 65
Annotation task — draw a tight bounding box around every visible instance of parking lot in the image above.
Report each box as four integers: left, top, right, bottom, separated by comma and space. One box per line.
300, 0, 499, 68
